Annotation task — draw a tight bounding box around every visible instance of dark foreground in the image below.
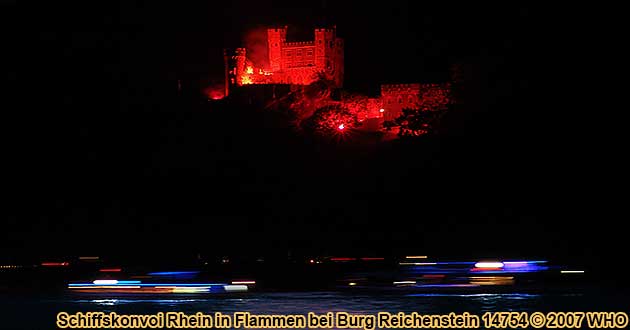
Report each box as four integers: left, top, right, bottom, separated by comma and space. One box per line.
2, 288, 628, 329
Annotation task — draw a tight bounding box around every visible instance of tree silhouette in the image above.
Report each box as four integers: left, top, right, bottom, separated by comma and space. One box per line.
395, 108, 442, 136
391, 83, 452, 137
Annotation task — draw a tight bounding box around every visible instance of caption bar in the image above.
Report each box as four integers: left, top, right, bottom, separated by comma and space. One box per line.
57, 311, 629, 329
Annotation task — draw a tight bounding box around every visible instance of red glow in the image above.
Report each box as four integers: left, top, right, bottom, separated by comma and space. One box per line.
99, 268, 122, 272
360, 257, 385, 261
423, 274, 446, 278
228, 26, 344, 88
204, 85, 225, 100
381, 83, 451, 125
330, 257, 355, 261
470, 267, 503, 272
41, 262, 69, 267
224, 25, 454, 137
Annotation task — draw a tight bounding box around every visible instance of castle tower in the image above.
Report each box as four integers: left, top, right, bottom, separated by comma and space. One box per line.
224, 47, 247, 95
314, 26, 343, 87
267, 26, 287, 72
223, 49, 230, 96
314, 27, 335, 73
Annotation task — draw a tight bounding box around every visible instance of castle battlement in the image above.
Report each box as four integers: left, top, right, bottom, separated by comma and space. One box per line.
283, 41, 315, 47
226, 25, 344, 89
269, 26, 288, 32
315, 27, 336, 32
381, 84, 421, 92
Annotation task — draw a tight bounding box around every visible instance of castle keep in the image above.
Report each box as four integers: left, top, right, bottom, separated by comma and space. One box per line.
225, 26, 344, 92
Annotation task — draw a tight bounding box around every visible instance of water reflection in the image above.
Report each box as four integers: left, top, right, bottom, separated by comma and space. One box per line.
89, 299, 118, 306
68, 292, 565, 315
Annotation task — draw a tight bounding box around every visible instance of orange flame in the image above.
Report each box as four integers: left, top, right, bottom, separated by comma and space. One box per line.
241, 76, 252, 85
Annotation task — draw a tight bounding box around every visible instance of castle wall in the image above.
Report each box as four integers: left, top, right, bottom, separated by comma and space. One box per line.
380, 84, 421, 121
279, 67, 319, 85
380, 83, 451, 121
267, 27, 287, 72
282, 44, 316, 68
227, 26, 343, 89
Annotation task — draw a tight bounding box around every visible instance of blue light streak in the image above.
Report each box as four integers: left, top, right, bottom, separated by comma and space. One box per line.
147, 271, 200, 276
68, 283, 226, 287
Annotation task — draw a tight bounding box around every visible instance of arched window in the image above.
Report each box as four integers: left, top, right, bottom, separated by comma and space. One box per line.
398, 97, 403, 104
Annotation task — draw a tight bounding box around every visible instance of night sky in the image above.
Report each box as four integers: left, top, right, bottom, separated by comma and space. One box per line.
6, 2, 623, 271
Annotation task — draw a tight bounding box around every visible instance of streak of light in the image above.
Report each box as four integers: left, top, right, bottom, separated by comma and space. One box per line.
405, 256, 427, 259
474, 262, 504, 268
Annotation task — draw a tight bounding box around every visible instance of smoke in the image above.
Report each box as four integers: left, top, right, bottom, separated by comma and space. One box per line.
243, 28, 269, 69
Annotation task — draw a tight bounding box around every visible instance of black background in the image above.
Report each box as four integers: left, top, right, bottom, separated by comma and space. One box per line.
5, 1, 624, 275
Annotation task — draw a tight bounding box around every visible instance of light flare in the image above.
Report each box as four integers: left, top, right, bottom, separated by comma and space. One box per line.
474, 262, 504, 268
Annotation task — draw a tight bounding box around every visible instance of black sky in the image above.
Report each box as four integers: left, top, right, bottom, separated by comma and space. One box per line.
6, 1, 623, 268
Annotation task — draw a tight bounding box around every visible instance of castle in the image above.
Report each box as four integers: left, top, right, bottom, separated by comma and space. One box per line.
224, 26, 344, 93
223, 26, 451, 128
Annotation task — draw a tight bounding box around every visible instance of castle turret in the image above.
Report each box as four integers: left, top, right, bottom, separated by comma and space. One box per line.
267, 26, 287, 72
315, 26, 344, 87
224, 47, 247, 95
314, 27, 335, 72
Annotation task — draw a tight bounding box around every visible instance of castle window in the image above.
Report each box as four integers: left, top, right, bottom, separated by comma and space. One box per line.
297, 49, 302, 56
329, 41, 334, 48
307, 49, 313, 56
408, 96, 414, 103
387, 99, 391, 105
398, 97, 403, 104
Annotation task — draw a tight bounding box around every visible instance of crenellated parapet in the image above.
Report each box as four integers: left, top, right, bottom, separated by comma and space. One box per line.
283, 41, 315, 47
381, 84, 421, 93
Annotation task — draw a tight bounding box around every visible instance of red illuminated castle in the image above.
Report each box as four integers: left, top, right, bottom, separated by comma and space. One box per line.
224, 26, 344, 93
223, 25, 452, 131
